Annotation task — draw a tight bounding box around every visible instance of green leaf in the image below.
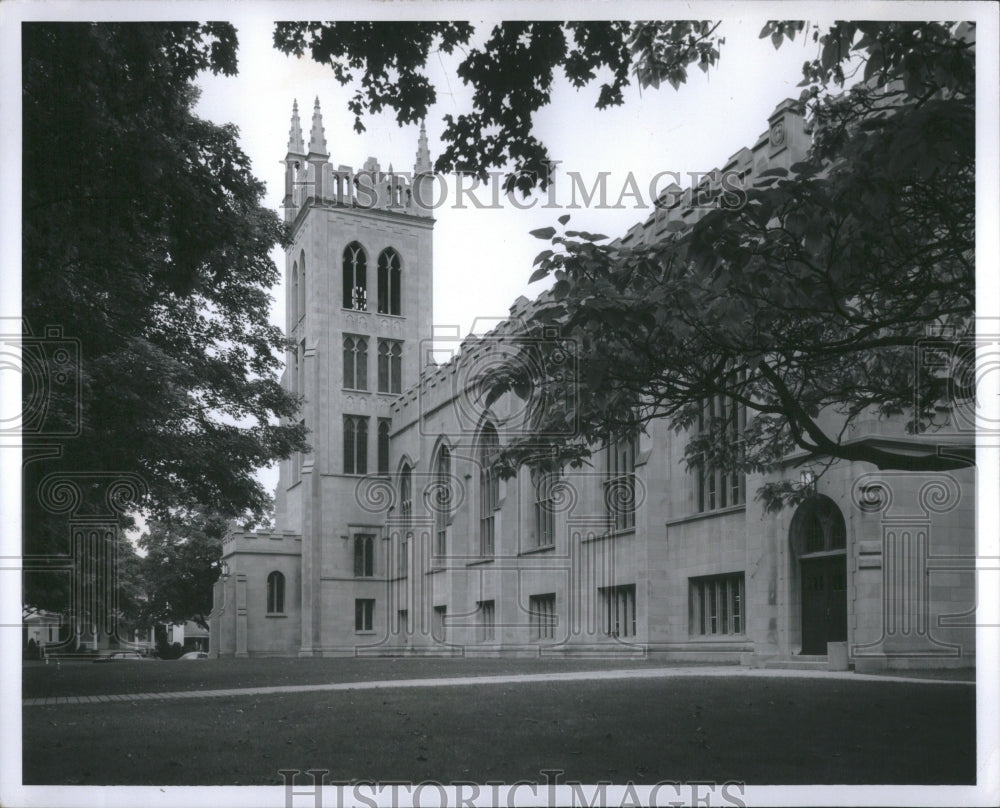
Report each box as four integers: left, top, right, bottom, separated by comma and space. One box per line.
558, 214, 571, 225
530, 226, 557, 240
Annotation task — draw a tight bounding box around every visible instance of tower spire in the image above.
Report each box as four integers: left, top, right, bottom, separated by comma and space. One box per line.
287, 99, 305, 156
308, 96, 328, 157
413, 120, 431, 174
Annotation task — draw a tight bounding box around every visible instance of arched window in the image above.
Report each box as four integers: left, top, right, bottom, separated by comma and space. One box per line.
478, 423, 500, 557
433, 445, 451, 556
343, 334, 368, 390
378, 340, 403, 393
342, 242, 368, 310
266, 571, 285, 614
377, 419, 391, 475
790, 495, 847, 556
343, 414, 368, 474
399, 463, 412, 574
298, 250, 306, 320
290, 261, 299, 324
377, 248, 402, 315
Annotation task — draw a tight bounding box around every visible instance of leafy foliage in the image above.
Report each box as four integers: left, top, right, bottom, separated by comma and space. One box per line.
483, 22, 975, 508
138, 507, 231, 631
22, 23, 308, 611
273, 21, 726, 192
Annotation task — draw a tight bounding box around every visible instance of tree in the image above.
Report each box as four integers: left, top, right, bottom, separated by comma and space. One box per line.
22, 23, 308, 612
275, 21, 975, 507
138, 507, 231, 631
273, 21, 723, 192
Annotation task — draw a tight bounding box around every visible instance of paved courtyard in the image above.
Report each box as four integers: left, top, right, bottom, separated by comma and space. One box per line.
20, 659, 976, 786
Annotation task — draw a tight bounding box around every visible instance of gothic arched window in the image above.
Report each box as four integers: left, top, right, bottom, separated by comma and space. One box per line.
377, 248, 402, 315
343, 242, 368, 310
298, 250, 307, 320
399, 463, 412, 574
266, 571, 285, 614
433, 445, 451, 556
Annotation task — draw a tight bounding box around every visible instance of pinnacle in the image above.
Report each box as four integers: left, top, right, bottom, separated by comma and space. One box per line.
414, 119, 432, 174
287, 98, 305, 155
308, 96, 328, 157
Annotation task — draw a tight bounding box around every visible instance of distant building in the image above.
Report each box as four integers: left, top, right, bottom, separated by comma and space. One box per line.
22, 610, 64, 655
209, 98, 975, 671
165, 621, 209, 652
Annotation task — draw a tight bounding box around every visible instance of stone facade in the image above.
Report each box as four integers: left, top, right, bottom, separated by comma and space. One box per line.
209, 98, 976, 670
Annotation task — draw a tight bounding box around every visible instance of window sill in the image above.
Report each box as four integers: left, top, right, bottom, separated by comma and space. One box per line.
342, 388, 371, 394
519, 544, 555, 556
798, 549, 847, 560
375, 311, 405, 319
355, 630, 376, 635
581, 528, 635, 544
665, 503, 746, 527
342, 307, 370, 315
266, 613, 287, 619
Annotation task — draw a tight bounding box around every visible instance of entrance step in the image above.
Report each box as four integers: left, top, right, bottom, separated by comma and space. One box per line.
762, 655, 831, 671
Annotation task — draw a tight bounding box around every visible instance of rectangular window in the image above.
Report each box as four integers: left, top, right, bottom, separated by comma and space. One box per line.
479, 470, 498, 557
354, 599, 374, 632
432, 605, 447, 642
399, 535, 408, 576
477, 600, 495, 643
297, 339, 306, 396
377, 419, 391, 475
343, 415, 368, 474
343, 334, 368, 390
530, 593, 556, 640
695, 390, 747, 513
479, 427, 500, 557
398, 609, 409, 635
353, 534, 374, 577
378, 340, 403, 394
533, 471, 557, 547
599, 584, 637, 638
604, 433, 637, 532
690, 573, 745, 636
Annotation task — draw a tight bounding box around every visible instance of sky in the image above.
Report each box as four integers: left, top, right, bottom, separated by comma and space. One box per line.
193, 13, 819, 338
188, 10, 829, 492
2, 0, 997, 507
1, 4, 998, 806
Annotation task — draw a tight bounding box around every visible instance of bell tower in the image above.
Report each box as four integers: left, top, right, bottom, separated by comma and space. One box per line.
213, 99, 435, 658
274, 98, 435, 655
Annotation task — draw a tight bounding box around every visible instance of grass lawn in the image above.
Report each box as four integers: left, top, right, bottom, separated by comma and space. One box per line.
21, 656, 660, 698
21, 663, 975, 786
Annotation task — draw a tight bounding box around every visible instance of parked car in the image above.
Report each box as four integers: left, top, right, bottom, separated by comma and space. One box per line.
178, 651, 208, 660
92, 651, 149, 663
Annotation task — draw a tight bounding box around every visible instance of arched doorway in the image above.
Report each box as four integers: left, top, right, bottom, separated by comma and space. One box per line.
789, 495, 848, 655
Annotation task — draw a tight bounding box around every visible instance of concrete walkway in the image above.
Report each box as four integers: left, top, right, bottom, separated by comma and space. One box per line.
21, 664, 974, 707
